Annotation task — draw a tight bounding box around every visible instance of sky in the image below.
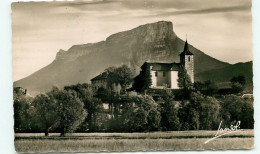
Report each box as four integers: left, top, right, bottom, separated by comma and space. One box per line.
12, 0, 252, 81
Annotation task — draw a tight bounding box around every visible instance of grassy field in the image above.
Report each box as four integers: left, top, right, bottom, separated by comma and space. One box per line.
15, 130, 254, 152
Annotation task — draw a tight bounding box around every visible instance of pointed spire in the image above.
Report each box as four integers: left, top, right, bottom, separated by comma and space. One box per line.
179, 36, 193, 56
184, 39, 189, 52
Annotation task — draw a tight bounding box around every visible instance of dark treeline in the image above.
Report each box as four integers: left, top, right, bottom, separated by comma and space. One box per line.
13, 85, 254, 135
13, 65, 254, 136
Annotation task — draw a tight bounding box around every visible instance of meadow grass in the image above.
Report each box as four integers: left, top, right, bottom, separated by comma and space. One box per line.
15, 129, 254, 138
15, 130, 254, 152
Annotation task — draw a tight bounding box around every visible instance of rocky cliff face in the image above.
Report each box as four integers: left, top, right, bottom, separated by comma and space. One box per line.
55, 21, 178, 64
14, 21, 230, 96
55, 41, 105, 61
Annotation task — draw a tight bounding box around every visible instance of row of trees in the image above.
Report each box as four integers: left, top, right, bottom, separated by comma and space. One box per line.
14, 65, 253, 135
14, 84, 254, 135
193, 76, 247, 96
14, 86, 88, 136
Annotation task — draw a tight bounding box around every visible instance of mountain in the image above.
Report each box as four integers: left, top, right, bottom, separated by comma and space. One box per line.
195, 61, 253, 92
14, 21, 231, 96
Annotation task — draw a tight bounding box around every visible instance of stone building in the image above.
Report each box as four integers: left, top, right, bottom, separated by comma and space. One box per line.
90, 72, 121, 94
140, 39, 194, 89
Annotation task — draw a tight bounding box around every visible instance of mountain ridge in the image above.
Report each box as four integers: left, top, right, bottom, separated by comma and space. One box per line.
14, 21, 231, 96
195, 61, 253, 83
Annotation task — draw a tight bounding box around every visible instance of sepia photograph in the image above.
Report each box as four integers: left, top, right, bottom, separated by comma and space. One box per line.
11, 0, 254, 152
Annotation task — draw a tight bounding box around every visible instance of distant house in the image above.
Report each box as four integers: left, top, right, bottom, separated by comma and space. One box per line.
14, 87, 27, 95
90, 72, 121, 94
139, 39, 194, 89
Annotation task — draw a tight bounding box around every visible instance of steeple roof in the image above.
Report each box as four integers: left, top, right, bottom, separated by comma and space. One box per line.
141, 62, 180, 71
179, 40, 193, 56
91, 72, 109, 81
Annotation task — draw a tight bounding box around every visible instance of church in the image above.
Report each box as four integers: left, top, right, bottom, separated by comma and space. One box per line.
140, 39, 194, 89
91, 39, 194, 91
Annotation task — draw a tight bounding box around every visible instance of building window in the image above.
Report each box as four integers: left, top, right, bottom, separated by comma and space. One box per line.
155, 72, 158, 77
163, 72, 166, 77
188, 56, 191, 62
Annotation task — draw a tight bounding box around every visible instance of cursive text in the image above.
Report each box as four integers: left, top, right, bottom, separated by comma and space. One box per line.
204, 121, 241, 144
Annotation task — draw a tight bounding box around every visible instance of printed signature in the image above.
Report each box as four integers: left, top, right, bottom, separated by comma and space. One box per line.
204, 120, 241, 144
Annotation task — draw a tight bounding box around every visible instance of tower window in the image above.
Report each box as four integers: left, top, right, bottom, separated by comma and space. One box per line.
188, 56, 191, 62
163, 72, 166, 77
155, 72, 158, 77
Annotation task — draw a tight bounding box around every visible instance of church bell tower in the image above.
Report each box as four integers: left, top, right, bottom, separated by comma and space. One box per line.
179, 39, 194, 83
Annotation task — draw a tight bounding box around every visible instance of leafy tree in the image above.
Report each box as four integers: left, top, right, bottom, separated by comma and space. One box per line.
132, 74, 142, 92
104, 66, 117, 73
47, 87, 87, 136
120, 95, 161, 132
178, 92, 220, 130
32, 94, 59, 136
241, 97, 254, 129
140, 64, 152, 91
157, 91, 180, 131
64, 84, 105, 132
104, 65, 133, 94
106, 71, 120, 92
218, 95, 253, 129
100, 65, 134, 122
13, 88, 33, 132
115, 65, 133, 94
64, 83, 93, 99
204, 80, 218, 96
178, 100, 200, 130
83, 97, 104, 131
230, 76, 246, 94
231, 82, 244, 94
198, 95, 220, 129
231, 76, 246, 86
95, 87, 110, 102
193, 81, 204, 92
133, 63, 152, 92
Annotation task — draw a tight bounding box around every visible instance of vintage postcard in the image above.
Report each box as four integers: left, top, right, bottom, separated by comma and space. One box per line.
12, 0, 254, 152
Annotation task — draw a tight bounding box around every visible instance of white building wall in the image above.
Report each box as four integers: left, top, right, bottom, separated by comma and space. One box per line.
151, 71, 171, 88
151, 70, 179, 89
170, 71, 179, 89
151, 70, 157, 88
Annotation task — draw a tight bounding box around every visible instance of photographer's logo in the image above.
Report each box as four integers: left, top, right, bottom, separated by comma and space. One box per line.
204, 121, 241, 144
